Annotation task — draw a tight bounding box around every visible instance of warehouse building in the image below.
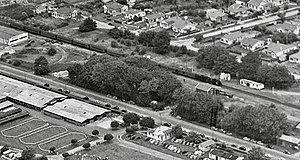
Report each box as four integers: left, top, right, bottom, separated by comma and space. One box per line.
0, 26, 29, 46
43, 99, 110, 126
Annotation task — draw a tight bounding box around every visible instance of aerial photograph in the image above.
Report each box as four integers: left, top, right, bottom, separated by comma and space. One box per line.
1, 0, 300, 160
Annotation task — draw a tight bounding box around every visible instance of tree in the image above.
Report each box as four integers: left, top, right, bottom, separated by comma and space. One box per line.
104, 134, 114, 141
92, 130, 99, 137
79, 18, 97, 32
47, 47, 56, 56
171, 125, 183, 138
270, 6, 280, 13
33, 56, 50, 75
108, 27, 123, 39
238, 52, 262, 80
21, 147, 36, 160
117, 0, 127, 5
139, 117, 155, 128
220, 105, 291, 143
111, 40, 119, 48
82, 143, 91, 149
247, 147, 265, 160
256, 64, 294, 89
185, 132, 203, 143
49, 147, 56, 153
110, 120, 120, 129
123, 112, 140, 125
284, 4, 289, 10
194, 34, 203, 43
71, 139, 78, 144
153, 31, 171, 54
67, 63, 83, 83
212, 54, 239, 75
196, 46, 229, 69
138, 31, 156, 47
125, 127, 135, 134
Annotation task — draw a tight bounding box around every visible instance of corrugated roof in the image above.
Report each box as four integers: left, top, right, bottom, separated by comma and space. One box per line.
222, 31, 245, 41
43, 99, 110, 123
241, 38, 263, 46
0, 26, 26, 40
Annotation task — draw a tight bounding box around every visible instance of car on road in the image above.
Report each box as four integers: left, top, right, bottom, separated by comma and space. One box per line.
82, 96, 89, 100
278, 158, 286, 160
65, 90, 70, 94
264, 154, 272, 158
283, 150, 290, 154
230, 144, 237, 148
163, 123, 172, 127
104, 103, 111, 107
121, 109, 127, 113
113, 106, 120, 110
44, 83, 50, 87
266, 144, 274, 149
226, 132, 233, 136
242, 137, 250, 141
239, 146, 246, 151
58, 88, 63, 92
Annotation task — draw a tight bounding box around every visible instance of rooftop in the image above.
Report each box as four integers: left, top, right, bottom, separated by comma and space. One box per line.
240, 79, 264, 85
43, 99, 110, 123
279, 134, 300, 144
241, 38, 263, 46
210, 148, 239, 160
206, 9, 227, 19
266, 42, 296, 53
0, 101, 13, 110
127, 9, 144, 15
0, 26, 26, 40
148, 126, 172, 136
222, 31, 245, 41
290, 51, 300, 59
228, 3, 248, 13
105, 2, 126, 11
248, 0, 269, 7
199, 139, 215, 148
55, 7, 77, 14
276, 22, 298, 31
195, 83, 219, 92
164, 17, 194, 29
145, 13, 165, 20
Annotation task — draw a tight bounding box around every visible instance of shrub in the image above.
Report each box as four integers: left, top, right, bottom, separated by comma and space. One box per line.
111, 120, 119, 129
62, 153, 69, 157
12, 60, 22, 66
92, 130, 99, 136
71, 139, 78, 144
111, 41, 119, 48
49, 147, 56, 153
104, 134, 114, 141
47, 48, 56, 56
82, 143, 91, 149
125, 127, 135, 134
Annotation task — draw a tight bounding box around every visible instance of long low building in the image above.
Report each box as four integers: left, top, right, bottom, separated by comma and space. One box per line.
0, 26, 29, 46
43, 99, 110, 126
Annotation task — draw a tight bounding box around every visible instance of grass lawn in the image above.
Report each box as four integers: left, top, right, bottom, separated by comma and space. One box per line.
69, 142, 163, 160
123, 134, 193, 160
39, 133, 87, 151
20, 126, 68, 144
1, 119, 48, 137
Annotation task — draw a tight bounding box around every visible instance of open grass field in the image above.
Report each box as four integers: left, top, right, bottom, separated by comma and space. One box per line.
1, 119, 48, 137
69, 142, 163, 160
38, 132, 87, 151
19, 126, 68, 144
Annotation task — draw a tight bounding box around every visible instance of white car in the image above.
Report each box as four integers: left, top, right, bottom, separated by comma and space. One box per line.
265, 154, 272, 158
243, 137, 250, 141
278, 158, 286, 160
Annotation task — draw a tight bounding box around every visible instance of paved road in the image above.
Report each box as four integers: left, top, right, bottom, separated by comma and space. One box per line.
0, 64, 298, 160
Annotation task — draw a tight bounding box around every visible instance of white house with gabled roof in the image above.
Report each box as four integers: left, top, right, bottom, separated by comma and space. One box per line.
146, 126, 172, 141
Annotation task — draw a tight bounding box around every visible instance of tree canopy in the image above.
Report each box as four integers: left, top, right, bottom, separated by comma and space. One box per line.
79, 18, 97, 32
247, 147, 265, 160
220, 105, 291, 143
212, 54, 239, 75
21, 147, 36, 160
196, 46, 229, 69
238, 52, 262, 80
33, 56, 50, 75
139, 117, 155, 128
123, 112, 140, 125
171, 125, 183, 139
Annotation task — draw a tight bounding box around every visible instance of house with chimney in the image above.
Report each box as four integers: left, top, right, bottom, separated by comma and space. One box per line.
227, 3, 250, 18
264, 42, 297, 61
51, 7, 79, 20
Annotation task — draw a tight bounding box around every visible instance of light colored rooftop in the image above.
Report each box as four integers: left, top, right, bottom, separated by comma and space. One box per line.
266, 42, 296, 53
127, 9, 144, 15
195, 83, 219, 92
222, 31, 245, 41
276, 22, 298, 31
43, 99, 110, 123
279, 134, 300, 144
240, 79, 264, 85
199, 139, 215, 148
241, 38, 263, 46
55, 7, 77, 14
228, 3, 248, 13
148, 126, 172, 136
0, 26, 26, 40
290, 51, 300, 59
0, 101, 13, 110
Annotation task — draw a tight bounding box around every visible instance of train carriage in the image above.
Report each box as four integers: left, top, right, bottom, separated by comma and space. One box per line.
24, 26, 41, 35
90, 44, 107, 53
57, 35, 73, 44
72, 40, 90, 49
10, 22, 25, 30
41, 31, 57, 39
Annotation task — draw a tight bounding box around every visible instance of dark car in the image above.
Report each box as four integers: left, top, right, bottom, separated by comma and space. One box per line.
58, 88, 63, 92
121, 109, 127, 113
230, 144, 238, 148
65, 90, 70, 94
163, 122, 172, 127
113, 106, 120, 110
239, 146, 247, 151
83, 96, 89, 100
44, 83, 50, 87
266, 144, 274, 149
104, 103, 112, 107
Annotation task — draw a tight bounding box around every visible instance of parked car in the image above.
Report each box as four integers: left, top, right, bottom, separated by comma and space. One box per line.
104, 103, 112, 107
113, 106, 120, 110
266, 144, 274, 149
163, 122, 172, 127
44, 83, 50, 87
242, 137, 250, 141
83, 96, 89, 100
265, 154, 272, 158
230, 144, 237, 148
58, 88, 63, 92
121, 109, 127, 113
239, 146, 247, 151
64, 90, 70, 94
226, 132, 233, 136
284, 150, 290, 154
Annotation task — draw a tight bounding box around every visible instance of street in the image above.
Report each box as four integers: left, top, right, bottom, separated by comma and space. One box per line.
0, 64, 299, 160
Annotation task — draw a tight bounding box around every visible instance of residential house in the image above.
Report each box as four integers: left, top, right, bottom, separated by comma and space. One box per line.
198, 140, 215, 152
125, 9, 146, 20
146, 126, 172, 141
34, 2, 55, 14
102, 0, 112, 3
127, 0, 136, 7
144, 13, 165, 27
266, 0, 289, 6
220, 31, 246, 45
247, 0, 272, 12
209, 149, 244, 160
289, 51, 300, 64
243, 30, 261, 38
160, 17, 196, 34
206, 9, 228, 23
275, 22, 300, 35
227, 3, 250, 18
103, 1, 129, 16
52, 7, 79, 19
195, 83, 220, 95
264, 42, 297, 61
240, 38, 265, 51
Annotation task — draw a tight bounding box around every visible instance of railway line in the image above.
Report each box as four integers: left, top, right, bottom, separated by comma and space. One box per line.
1, 20, 300, 111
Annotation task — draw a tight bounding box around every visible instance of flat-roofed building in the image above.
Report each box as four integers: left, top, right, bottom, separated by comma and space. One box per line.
195, 83, 220, 95
43, 99, 110, 126
0, 26, 28, 46
0, 101, 13, 111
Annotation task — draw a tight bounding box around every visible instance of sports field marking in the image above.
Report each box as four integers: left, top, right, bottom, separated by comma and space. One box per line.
38, 132, 87, 152
1, 119, 49, 138
19, 126, 68, 145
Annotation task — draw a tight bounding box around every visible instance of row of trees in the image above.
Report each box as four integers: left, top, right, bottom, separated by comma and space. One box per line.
67, 55, 182, 107
122, 112, 155, 128
196, 46, 295, 89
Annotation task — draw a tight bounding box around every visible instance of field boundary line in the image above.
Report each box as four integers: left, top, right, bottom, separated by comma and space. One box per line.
19, 126, 68, 145
38, 132, 87, 152
1, 119, 49, 138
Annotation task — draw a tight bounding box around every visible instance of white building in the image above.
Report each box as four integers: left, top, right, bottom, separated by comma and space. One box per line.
289, 51, 300, 64
0, 26, 29, 46
146, 126, 172, 141
240, 38, 265, 51
51, 7, 79, 20
209, 149, 244, 160
125, 9, 146, 20
240, 79, 264, 90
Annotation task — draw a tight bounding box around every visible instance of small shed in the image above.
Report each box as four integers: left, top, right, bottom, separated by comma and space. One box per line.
240, 79, 264, 90
195, 83, 221, 95
277, 134, 300, 147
